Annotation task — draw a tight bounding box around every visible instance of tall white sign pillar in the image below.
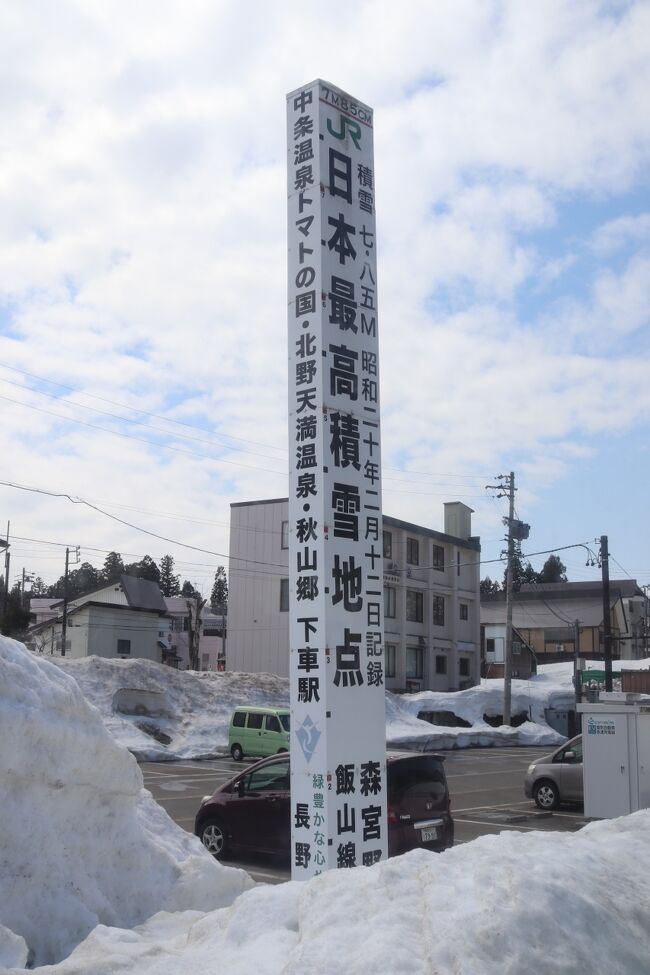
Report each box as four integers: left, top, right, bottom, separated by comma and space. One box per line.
287, 79, 387, 879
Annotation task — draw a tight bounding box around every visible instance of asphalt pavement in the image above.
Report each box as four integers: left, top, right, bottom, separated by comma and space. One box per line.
140, 745, 588, 885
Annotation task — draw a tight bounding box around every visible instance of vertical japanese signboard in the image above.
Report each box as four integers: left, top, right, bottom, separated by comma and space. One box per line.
287, 79, 387, 879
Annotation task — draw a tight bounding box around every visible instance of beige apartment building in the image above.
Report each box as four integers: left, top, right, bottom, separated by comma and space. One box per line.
228, 499, 481, 692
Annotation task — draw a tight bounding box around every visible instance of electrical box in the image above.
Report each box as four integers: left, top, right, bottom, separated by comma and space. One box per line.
577, 699, 650, 819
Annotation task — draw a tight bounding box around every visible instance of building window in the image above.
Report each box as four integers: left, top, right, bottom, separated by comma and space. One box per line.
281, 521, 289, 549
435, 654, 447, 675
406, 589, 423, 622
457, 552, 461, 576
280, 578, 289, 612
432, 544, 445, 571
117, 639, 131, 655
459, 658, 470, 678
406, 537, 419, 565
182, 616, 189, 632
385, 643, 396, 677
383, 530, 392, 560
486, 638, 496, 654
406, 646, 423, 679
433, 595, 445, 626
384, 586, 396, 619
459, 603, 469, 621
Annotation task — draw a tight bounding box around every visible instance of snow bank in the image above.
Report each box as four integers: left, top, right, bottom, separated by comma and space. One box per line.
0, 638, 253, 967
11, 812, 650, 974
52, 655, 290, 760
47, 648, 642, 758
385, 662, 579, 750
47, 656, 579, 758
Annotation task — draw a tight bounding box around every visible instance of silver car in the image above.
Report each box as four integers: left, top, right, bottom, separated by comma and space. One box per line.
524, 735, 583, 810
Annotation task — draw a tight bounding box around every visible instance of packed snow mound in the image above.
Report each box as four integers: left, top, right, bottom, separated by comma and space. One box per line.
385, 662, 578, 749
10, 812, 650, 974
48, 656, 575, 759
53, 655, 290, 760
0, 638, 253, 967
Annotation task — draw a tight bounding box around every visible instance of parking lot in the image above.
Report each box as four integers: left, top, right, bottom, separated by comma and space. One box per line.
141, 745, 588, 884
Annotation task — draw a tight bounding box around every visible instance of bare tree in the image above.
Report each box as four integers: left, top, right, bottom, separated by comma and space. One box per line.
186, 594, 206, 670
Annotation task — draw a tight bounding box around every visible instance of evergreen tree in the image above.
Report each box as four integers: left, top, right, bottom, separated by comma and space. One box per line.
210, 566, 228, 611
480, 576, 501, 595
181, 579, 199, 598
538, 554, 568, 584
124, 555, 160, 583
0, 584, 30, 636
102, 551, 125, 583
159, 555, 181, 597
30, 576, 48, 596
505, 550, 537, 593
47, 562, 101, 599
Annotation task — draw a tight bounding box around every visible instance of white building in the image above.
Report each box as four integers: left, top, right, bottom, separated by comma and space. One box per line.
29, 576, 168, 662
228, 499, 481, 691
29, 581, 225, 670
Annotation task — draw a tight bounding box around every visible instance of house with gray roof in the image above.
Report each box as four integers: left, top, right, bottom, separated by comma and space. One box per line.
29, 575, 171, 663
481, 579, 649, 673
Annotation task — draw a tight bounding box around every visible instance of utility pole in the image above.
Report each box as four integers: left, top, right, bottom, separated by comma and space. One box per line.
486, 472, 518, 726
61, 547, 70, 656
2, 521, 9, 614
600, 534, 613, 692
573, 619, 582, 721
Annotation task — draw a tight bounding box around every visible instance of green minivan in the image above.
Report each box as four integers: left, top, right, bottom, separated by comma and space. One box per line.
228, 706, 290, 761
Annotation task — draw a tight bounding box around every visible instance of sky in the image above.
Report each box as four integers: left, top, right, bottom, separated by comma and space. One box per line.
1, 0, 649, 597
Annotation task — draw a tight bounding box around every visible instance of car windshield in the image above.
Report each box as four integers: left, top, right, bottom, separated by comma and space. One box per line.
388, 757, 448, 802
279, 713, 290, 732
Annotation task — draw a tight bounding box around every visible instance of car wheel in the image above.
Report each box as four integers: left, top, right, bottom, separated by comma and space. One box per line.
534, 779, 559, 810
231, 743, 244, 761
200, 818, 228, 858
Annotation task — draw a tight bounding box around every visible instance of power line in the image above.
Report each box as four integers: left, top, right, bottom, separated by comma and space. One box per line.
0, 393, 288, 477
0, 480, 287, 570
0, 364, 494, 482
0, 363, 287, 455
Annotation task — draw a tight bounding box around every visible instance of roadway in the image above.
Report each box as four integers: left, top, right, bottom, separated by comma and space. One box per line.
141, 745, 587, 884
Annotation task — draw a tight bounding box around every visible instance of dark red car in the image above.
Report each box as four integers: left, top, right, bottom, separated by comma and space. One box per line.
195, 751, 453, 860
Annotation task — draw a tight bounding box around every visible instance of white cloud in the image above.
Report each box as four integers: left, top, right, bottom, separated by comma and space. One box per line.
1, 0, 649, 584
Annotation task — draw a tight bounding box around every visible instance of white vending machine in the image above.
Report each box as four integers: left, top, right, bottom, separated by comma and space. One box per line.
577, 698, 650, 819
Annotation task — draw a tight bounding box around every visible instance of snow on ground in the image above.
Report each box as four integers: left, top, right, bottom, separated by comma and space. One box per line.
25, 814, 650, 974
42, 653, 650, 760
47, 655, 590, 758
3, 638, 650, 973
385, 662, 580, 750
0, 638, 253, 968
52, 655, 290, 760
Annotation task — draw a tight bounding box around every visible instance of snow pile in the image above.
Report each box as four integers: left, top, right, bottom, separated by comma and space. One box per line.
0, 638, 253, 968
386, 662, 579, 750
46, 656, 608, 758
8, 812, 650, 974
53, 655, 290, 760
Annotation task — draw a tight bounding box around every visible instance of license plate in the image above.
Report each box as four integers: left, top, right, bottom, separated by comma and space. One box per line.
420, 826, 438, 842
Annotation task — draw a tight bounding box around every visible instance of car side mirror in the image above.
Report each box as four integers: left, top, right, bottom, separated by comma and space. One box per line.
237, 779, 246, 797
564, 750, 575, 762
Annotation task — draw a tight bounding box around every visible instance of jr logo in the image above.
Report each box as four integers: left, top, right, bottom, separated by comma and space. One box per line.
327, 115, 361, 150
